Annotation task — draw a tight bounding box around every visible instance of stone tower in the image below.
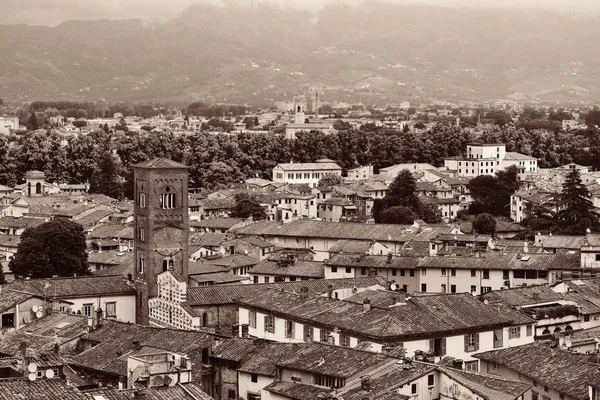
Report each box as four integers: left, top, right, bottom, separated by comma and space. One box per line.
25, 170, 46, 197
133, 158, 189, 325
294, 95, 307, 123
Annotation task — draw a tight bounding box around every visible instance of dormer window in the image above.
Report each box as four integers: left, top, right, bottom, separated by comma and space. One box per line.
161, 186, 176, 209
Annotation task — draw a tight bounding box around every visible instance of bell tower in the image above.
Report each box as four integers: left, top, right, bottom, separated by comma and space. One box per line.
133, 158, 189, 325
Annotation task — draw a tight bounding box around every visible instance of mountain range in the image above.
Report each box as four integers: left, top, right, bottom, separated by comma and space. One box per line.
2, 2, 600, 104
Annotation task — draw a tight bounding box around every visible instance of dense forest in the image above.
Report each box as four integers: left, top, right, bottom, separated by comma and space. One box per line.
0, 122, 598, 199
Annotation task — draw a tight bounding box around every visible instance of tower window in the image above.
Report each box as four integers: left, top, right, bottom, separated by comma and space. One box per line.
139, 192, 146, 208
138, 255, 145, 273
139, 227, 145, 241
160, 186, 176, 209
162, 258, 174, 272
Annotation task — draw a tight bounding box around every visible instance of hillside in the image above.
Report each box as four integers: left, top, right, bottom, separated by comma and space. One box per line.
1, 2, 600, 103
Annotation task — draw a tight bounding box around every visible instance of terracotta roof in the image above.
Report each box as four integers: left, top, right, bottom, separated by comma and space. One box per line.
328, 239, 382, 254
275, 162, 341, 171
236, 291, 513, 341
536, 235, 585, 250
87, 251, 132, 266
72, 320, 214, 377
190, 217, 244, 230
419, 251, 581, 271
187, 261, 229, 276
215, 338, 386, 378
185, 276, 386, 306
134, 158, 187, 169
481, 285, 563, 306
0, 313, 89, 356
0, 289, 34, 313
263, 381, 331, 399
439, 367, 531, 400
0, 216, 44, 229
88, 224, 133, 240
326, 254, 421, 270
233, 220, 452, 243
336, 360, 433, 400
190, 272, 247, 284
201, 254, 258, 269
0, 234, 20, 247
250, 259, 324, 278
7, 275, 137, 299
474, 340, 600, 399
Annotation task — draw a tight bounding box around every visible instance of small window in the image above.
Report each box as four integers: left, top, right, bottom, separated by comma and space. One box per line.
596, 254, 600, 262
483, 270, 490, 279
450, 284, 456, 293
228, 389, 237, 400
138, 255, 145, 273
526, 324, 533, 336
82, 303, 93, 317
331, 266, 337, 273
249, 311, 257, 329
471, 269, 476, 277
451, 269, 456, 277
409, 270, 415, 277
105, 302, 116, 318
139, 192, 146, 208
285, 320, 294, 338
411, 383, 417, 394
251, 374, 258, 383
345, 267, 351, 274
441, 268, 446, 276
421, 283, 427, 292
427, 374, 434, 387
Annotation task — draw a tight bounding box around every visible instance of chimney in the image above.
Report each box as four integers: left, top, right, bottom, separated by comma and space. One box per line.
231, 324, 239, 337
363, 298, 371, 313
118, 376, 126, 391
360, 375, 371, 392
127, 273, 133, 283
95, 308, 103, 329
532, 292, 540, 301
19, 342, 28, 375
327, 284, 333, 299
398, 292, 406, 304
386, 253, 393, 264
300, 287, 309, 299
241, 324, 249, 338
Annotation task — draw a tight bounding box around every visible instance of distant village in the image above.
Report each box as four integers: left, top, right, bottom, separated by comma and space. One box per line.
0, 121, 599, 400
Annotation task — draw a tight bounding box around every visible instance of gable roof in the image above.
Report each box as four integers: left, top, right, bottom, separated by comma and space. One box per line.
134, 158, 187, 169
275, 162, 341, 171
6, 275, 137, 299
481, 285, 563, 307
236, 291, 513, 341
474, 340, 600, 399
72, 320, 215, 377
439, 367, 531, 400
185, 276, 386, 306
233, 220, 452, 243
250, 259, 324, 278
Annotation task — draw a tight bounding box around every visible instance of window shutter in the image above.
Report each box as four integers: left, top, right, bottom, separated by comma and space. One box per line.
475, 333, 480, 351
264, 315, 268, 332
441, 338, 447, 356
464, 335, 468, 353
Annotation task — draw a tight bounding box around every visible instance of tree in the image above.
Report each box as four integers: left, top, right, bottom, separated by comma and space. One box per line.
9, 219, 89, 278
89, 147, 122, 199
473, 213, 496, 235
556, 169, 599, 234
27, 110, 39, 130
317, 173, 343, 187
230, 193, 267, 221
467, 175, 511, 216
379, 206, 416, 224
387, 170, 420, 210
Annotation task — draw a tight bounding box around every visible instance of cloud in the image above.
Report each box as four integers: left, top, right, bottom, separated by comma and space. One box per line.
2, 0, 599, 26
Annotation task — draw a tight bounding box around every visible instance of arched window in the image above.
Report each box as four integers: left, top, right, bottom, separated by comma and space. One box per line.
162, 258, 174, 272
542, 328, 550, 335
35, 182, 42, 194
27, 182, 32, 197
202, 313, 208, 328
160, 186, 176, 209
565, 325, 573, 332
297, 105, 302, 112
553, 327, 562, 333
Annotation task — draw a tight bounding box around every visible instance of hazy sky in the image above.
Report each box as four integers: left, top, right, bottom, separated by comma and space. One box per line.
4, 0, 600, 26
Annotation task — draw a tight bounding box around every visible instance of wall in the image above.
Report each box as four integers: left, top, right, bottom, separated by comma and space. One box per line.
397, 371, 440, 400
239, 371, 273, 400
66, 294, 136, 323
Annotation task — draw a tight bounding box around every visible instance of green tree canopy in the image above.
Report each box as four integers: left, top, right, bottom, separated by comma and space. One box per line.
556, 169, 599, 234
379, 206, 416, 224
9, 219, 89, 278
473, 213, 496, 235
230, 193, 267, 221
317, 173, 343, 187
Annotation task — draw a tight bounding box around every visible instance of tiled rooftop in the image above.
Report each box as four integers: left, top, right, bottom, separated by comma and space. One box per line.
7, 275, 137, 298
250, 259, 324, 278
474, 340, 600, 399
184, 276, 386, 306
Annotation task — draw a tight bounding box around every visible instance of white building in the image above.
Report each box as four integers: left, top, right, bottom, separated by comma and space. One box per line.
444, 143, 538, 178
272, 161, 342, 188
0, 116, 19, 134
